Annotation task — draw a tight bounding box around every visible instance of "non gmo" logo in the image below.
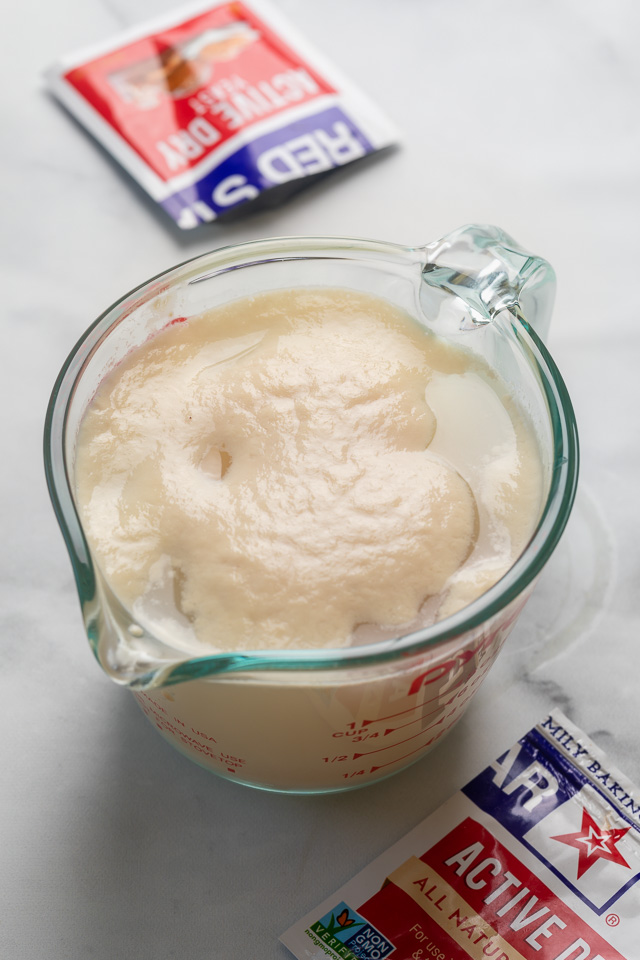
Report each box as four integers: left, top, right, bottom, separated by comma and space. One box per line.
309, 901, 395, 959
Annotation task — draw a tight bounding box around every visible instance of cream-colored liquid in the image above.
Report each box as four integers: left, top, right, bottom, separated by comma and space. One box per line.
75, 288, 543, 653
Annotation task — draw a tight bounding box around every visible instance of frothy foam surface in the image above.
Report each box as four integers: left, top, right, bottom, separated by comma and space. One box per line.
75, 289, 543, 651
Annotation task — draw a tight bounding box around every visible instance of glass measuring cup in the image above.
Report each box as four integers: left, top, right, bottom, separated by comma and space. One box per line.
44, 224, 578, 793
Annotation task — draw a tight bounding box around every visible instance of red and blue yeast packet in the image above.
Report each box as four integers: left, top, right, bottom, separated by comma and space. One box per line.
45, 0, 398, 228
282, 713, 640, 960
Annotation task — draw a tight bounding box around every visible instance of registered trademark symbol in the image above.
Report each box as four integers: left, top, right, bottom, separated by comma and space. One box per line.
606, 913, 620, 927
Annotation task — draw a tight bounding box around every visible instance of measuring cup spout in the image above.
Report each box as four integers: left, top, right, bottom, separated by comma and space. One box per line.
418, 224, 556, 339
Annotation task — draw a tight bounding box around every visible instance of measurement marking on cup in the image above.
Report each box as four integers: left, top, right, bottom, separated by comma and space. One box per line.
367, 725, 452, 773
361, 704, 427, 727
384, 702, 452, 736
332, 672, 484, 747
353, 694, 476, 759
360, 672, 473, 727
383, 668, 489, 735
352, 725, 443, 759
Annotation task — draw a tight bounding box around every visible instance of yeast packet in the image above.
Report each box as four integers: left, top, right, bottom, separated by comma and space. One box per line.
281, 712, 640, 960
45, 0, 398, 229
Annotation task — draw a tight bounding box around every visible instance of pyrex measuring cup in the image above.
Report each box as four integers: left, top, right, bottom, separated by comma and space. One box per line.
44, 224, 578, 793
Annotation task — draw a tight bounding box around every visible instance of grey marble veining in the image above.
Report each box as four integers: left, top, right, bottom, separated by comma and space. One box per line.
2, 1, 640, 958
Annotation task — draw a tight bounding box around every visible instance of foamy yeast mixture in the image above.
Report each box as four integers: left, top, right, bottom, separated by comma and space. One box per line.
75, 289, 543, 651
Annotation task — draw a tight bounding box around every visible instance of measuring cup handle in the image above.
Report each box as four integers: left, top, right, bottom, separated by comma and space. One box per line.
421, 224, 556, 340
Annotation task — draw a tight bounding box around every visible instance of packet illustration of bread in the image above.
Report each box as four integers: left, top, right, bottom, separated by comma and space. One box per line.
45, 0, 398, 228
281, 712, 640, 960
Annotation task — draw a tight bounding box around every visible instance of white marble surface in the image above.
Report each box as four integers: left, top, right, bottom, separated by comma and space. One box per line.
2, 1, 640, 958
